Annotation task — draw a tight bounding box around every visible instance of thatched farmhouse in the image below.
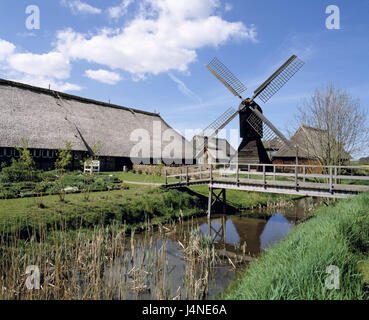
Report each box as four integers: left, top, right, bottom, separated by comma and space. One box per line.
0, 79, 193, 171
272, 125, 350, 167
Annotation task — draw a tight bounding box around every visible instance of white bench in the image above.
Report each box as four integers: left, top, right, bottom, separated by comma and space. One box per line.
84, 160, 100, 173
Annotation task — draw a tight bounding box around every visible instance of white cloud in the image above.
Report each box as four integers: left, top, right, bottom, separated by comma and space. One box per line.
56, 0, 257, 78
0, 0, 257, 93
168, 73, 201, 102
0, 39, 15, 61
107, 0, 133, 19
8, 74, 83, 92
62, 0, 102, 15
8, 51, 71, 79
85, 69, 122, 84
0, 38, 81, 92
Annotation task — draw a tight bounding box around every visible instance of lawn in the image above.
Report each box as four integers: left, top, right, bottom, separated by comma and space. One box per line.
0, 184, 205, 236
0, 171, 295, 237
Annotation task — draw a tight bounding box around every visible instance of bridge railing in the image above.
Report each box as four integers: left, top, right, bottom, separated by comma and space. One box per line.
164, 163, 369, 191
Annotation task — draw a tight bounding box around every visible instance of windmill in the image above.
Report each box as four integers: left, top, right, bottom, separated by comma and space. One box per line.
195, 55, 304, 167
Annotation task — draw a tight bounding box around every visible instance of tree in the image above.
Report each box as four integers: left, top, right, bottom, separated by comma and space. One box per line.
295, 83, 368, 167
55, 141, 73, 173
80, 141, 101, 201
1, 139, 39, 182
54, 141, 73, 201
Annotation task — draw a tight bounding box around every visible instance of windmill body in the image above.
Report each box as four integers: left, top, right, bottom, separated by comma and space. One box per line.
197, 55, 304, 167
238, 100, 271, 164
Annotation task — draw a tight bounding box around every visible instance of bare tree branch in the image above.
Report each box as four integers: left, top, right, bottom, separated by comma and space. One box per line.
295, 83, 368, 166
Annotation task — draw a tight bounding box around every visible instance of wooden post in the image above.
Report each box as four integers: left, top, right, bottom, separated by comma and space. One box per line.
295, 164, 298, 190
200, 165, 202, 180
263, 164, 266, 188
207, 187, 212, 219
303, 165, 306, 183
221, 216, 226, 245
165, 168, 167, 185
273, 165, 276, 181
222, 189, 226, 214
210, 164, 213, 183
186, 166, 189, 185
236, 163, 239, 186
248, 164, 250, 179
334, 166, 337, 185
329, 167, 333, 193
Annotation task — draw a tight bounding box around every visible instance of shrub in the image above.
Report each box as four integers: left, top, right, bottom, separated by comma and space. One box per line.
0, 140, 40, 183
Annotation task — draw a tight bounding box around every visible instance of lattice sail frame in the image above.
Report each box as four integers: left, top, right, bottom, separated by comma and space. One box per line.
246, 111, 288, 151
253, 55, 304, 104
202, 107, 237, 138
206, 57, 247, 99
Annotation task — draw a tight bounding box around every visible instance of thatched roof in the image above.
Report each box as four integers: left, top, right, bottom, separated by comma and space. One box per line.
273, 125, 350, 160
263, 137, 283, 151
0, 78, 193, 161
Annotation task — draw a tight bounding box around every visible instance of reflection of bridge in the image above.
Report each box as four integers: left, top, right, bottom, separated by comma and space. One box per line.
198, 213, 297, 260
164, 163, 369, 217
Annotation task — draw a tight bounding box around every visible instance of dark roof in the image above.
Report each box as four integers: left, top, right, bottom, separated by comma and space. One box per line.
273, 125, 350, 160
263, 137, 283, 150
0, 78, 193, 159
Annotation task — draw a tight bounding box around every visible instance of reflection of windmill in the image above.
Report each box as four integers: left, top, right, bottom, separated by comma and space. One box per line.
196, 55, 304, 166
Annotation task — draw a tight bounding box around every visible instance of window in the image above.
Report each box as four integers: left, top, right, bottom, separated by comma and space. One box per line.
6, 148, 13, 157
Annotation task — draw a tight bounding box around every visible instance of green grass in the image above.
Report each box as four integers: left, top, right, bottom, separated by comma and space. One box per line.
221, 191, 369, 300
105, 171, 166, 183
189, 184, 293, 210
0, 171, 295, 238
0, 185, 205, 237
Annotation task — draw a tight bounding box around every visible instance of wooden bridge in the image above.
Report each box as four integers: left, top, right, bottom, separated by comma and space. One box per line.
163, 163, 369, 217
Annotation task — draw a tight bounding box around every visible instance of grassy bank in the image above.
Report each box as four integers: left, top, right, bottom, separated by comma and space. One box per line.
0, 185, 205, 238
222, 191, 369, 300
0, 172, 293, 238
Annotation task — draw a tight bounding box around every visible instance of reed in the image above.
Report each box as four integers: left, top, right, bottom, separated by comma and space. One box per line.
0, 216, 227, 300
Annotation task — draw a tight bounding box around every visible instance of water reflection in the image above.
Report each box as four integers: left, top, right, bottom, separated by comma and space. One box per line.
103, 201, 310, 300
260, 213, 293, 250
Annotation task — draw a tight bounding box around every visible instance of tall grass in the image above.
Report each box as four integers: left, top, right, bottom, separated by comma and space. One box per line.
222, 192, 369, 300
0, 214, 237, 300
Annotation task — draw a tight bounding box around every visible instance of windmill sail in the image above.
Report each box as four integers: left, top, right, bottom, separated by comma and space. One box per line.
253, 55, 304, 103
207, 57, 247, 99
202, 107, 238, 138
246, 107, 295, 151
195, 107, 239, 160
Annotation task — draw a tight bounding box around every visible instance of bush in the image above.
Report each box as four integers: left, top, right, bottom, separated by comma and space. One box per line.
0, 140, 41, 183
0, 159, 41, 183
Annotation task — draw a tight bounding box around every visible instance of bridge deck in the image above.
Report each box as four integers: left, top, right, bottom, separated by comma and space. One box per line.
164, 163, 369, 199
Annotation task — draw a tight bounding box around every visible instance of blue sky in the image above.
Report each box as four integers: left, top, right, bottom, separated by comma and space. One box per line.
0, 0, 368, 155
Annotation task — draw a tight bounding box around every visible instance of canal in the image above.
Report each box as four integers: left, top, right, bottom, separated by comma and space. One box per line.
102, 198, 313, 300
